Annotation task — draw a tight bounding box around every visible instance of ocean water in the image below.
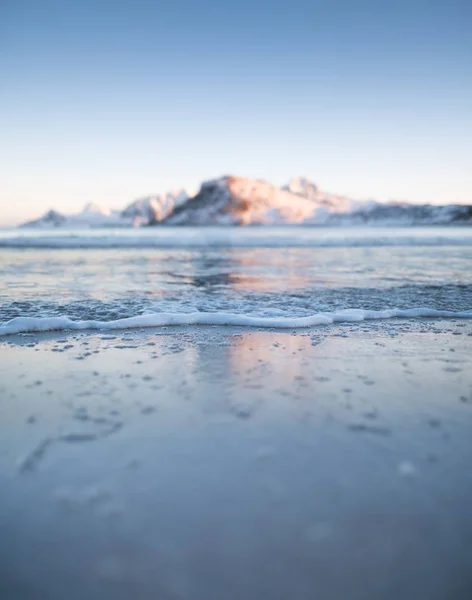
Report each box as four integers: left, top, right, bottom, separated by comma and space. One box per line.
1, 226, 472, 334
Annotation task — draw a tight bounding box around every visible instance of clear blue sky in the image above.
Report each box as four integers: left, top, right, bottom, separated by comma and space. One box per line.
1, 0, 471, 224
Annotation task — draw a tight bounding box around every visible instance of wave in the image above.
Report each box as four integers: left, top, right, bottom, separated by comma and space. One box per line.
1, 308, 472, 336
1, 228, 472, 249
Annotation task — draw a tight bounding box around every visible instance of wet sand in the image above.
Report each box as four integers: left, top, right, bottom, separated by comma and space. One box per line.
1, 320, 472, 599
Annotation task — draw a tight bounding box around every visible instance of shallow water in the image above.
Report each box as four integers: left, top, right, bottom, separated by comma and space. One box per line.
1, 227, 472, 328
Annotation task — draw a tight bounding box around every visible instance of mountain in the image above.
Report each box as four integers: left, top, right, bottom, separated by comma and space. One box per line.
121, 190, 191, 226
20, 209, 68, 228
165, 176, 471, 226
283, 177, 472, 224
19, 176, 472, 227
335, 202, 472, 225
21, 204, 132, 228
21, 190, 192, 228
164, 176, 365, 225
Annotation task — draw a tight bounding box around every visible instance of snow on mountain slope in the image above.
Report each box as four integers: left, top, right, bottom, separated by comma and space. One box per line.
282, 176, 320, 199
337, 202, 472, 225
285, 177, 472, 225
20, 209, 68, 228
121, 190, 191, 226
285, 177, 374, 223
73, 204, 127, 227
164, 176, 371, 225
21, 189, 193, 228
21, 205, 132, 228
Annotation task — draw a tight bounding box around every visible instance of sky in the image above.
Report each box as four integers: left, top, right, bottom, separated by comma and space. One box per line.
0, 0, 471, 225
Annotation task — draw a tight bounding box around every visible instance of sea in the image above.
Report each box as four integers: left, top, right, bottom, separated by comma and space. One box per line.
1, 226, 472, 334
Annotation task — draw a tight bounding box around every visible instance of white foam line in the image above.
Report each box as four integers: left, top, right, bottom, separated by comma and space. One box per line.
1, 308, 472, 336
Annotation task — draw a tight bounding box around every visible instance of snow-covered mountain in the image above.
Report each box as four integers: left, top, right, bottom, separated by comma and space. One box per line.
19, 175, 472, 227
165, 176, 471, 226
21, 190, 193, 228
121, 190, 191, 226
21, 209, 68, 228
21, 204, 132, 228
282, 176, 377, 217
165, 176, 370, 225
333, 201, 472, 225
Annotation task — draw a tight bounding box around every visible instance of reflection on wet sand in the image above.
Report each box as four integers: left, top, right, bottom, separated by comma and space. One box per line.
227, 331, 314, 383
161, 249, 312, 293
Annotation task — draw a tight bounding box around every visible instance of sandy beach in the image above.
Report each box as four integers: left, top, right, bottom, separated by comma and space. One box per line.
1, 319, 471, 599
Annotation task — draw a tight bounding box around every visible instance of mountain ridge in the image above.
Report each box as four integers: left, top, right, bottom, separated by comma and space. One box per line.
19, 175, 472, 228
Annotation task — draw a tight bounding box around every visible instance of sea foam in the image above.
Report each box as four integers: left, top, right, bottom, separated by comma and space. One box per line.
1, 308, 472, 336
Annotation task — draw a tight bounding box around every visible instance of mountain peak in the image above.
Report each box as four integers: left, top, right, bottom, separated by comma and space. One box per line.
19, 209, 67, 228
282, 177, 319, 198
82, 203, 111, 216
121, 189, 191, 225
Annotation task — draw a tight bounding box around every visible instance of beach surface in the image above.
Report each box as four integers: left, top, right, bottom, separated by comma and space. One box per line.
1, 319, 472, 599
